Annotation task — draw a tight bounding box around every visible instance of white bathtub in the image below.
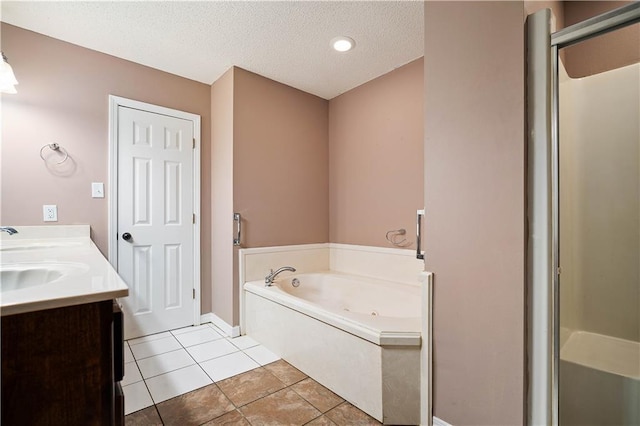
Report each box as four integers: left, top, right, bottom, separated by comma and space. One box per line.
244, 271, 421, 425
560, 331, 640, 425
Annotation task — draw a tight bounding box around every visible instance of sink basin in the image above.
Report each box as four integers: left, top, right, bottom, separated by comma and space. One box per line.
0, 263, 89, 292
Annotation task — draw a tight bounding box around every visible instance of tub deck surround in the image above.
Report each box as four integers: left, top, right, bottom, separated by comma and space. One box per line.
0, 225, 128, 316
239, 243, 423, 424
238, 243, 424, 333
561, 331, 639, 380
245, 273, 421, 346
560, 331, 640, 425
238, 243, 423, 285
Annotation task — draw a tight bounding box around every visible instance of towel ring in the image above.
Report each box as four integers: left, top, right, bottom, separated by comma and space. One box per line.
40, 143, 69, 164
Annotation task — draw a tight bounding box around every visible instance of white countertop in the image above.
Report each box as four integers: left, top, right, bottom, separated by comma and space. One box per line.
0, 225, 129, 316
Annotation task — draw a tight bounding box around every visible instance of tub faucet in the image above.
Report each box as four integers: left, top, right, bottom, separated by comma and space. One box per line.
0, 227, 18, 235
265, 266, 296, 286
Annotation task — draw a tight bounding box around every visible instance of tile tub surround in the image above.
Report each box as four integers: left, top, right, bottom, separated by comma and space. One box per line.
0, 225, 128, 315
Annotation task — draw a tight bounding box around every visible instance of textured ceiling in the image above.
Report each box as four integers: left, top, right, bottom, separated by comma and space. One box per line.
1, 1, 424, 99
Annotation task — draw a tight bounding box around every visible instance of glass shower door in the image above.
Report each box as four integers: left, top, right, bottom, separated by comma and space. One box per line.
557, 21, 640, 426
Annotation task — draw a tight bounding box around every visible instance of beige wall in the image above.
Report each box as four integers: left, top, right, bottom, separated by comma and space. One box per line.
210, 61, 422, 325
210, 68, 235, 325
0, 24, 213, 313
563, 1, 639, 78
210, 67, 329, 325
329, 58, 424, 248
233, 67, 329, 248
424, 2, 526, 424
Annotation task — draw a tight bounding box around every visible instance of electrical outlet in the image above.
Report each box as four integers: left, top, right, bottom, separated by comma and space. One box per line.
43, 205, 58, 222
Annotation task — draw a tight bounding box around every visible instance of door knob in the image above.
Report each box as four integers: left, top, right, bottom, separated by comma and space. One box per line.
122, 232, 132, 242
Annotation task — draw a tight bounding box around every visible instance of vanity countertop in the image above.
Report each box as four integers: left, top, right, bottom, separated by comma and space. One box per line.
0, 225, 128, 316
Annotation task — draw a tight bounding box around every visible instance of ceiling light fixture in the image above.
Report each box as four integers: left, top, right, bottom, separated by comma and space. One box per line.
1, 52, 19, 94
331, 36, 355, 53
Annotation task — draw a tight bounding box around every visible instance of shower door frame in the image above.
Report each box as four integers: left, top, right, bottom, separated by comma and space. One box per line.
529, 3, 640, 425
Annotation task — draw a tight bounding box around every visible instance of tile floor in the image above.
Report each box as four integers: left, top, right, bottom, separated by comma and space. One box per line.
124, 323, 380, 425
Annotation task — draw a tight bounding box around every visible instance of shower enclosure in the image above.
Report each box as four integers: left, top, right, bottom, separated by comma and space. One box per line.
558, 36, 639, 426
528, 3, 640, 425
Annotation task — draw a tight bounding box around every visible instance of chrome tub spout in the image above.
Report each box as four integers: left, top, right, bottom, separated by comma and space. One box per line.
0, 227, 18, 235
265, 266, 296, 286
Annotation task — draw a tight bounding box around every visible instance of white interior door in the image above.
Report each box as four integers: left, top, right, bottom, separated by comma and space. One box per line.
117, 106, 195, 339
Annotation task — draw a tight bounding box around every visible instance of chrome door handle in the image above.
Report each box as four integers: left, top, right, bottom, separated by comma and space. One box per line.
233, 213, 241, 246
416, 209, 425, 260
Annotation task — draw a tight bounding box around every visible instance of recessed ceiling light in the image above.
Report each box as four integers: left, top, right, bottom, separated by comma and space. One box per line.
331, 36, 355, 53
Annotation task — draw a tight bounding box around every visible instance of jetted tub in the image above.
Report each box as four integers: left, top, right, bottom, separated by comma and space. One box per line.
244, 271, 421, 425
560, 331, 640, 425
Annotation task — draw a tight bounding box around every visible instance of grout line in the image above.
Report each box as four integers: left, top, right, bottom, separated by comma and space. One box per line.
136, 362, 157, 413
128, 337, 182, 361
144, 364, 201, 405
302, 412, 328, 426
152, 405, 165, 425
136, 348, 197, 380
123, 359, 145, 387
163, 326, 216, 387
215, 366, 285, 410
213, 373, 244, 408
127, 330, 174, 347
285, 379, 343, 416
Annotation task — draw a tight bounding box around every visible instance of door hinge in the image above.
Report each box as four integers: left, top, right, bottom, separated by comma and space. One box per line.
193, 288, 196, 299
193, 213, 196, 224
193, 138, 195, 149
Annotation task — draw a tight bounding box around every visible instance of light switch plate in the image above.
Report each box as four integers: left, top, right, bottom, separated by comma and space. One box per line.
43, 205, 58, 222
92, 182, 104, 198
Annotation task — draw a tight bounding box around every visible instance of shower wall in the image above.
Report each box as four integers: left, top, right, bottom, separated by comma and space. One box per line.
559, 62, 640, 342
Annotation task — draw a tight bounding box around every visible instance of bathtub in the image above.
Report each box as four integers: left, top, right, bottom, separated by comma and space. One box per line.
243, 271, 421, 425
560, 331, 640, 425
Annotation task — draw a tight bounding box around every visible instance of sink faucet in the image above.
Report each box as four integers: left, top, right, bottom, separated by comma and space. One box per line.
265, 266, 296, 286
0, 227, 18, 235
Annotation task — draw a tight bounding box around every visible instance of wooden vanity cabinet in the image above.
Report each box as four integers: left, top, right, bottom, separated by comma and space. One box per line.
1, 299, 124, 425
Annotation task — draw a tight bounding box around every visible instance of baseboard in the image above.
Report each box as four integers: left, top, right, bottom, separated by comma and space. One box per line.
200, 313, 213, 325
201, 312, 240, 337
433, 416, 453, 426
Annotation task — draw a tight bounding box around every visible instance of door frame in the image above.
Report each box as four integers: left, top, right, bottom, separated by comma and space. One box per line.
107, 95, 202, 328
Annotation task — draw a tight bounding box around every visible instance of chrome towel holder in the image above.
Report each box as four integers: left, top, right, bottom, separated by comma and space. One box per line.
40, 143, 69, 164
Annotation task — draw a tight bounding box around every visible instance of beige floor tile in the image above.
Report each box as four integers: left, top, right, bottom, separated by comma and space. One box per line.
217, 367, 286, 407
264, 359, 307, 386
125, 406, 163, 426
241, 388, 321, 425
325, 402, 381, 426
156, 383, 235, 425
291, 378, 344, 413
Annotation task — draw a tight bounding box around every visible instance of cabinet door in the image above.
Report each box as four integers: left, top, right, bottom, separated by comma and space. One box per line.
1, 301, 114, 425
